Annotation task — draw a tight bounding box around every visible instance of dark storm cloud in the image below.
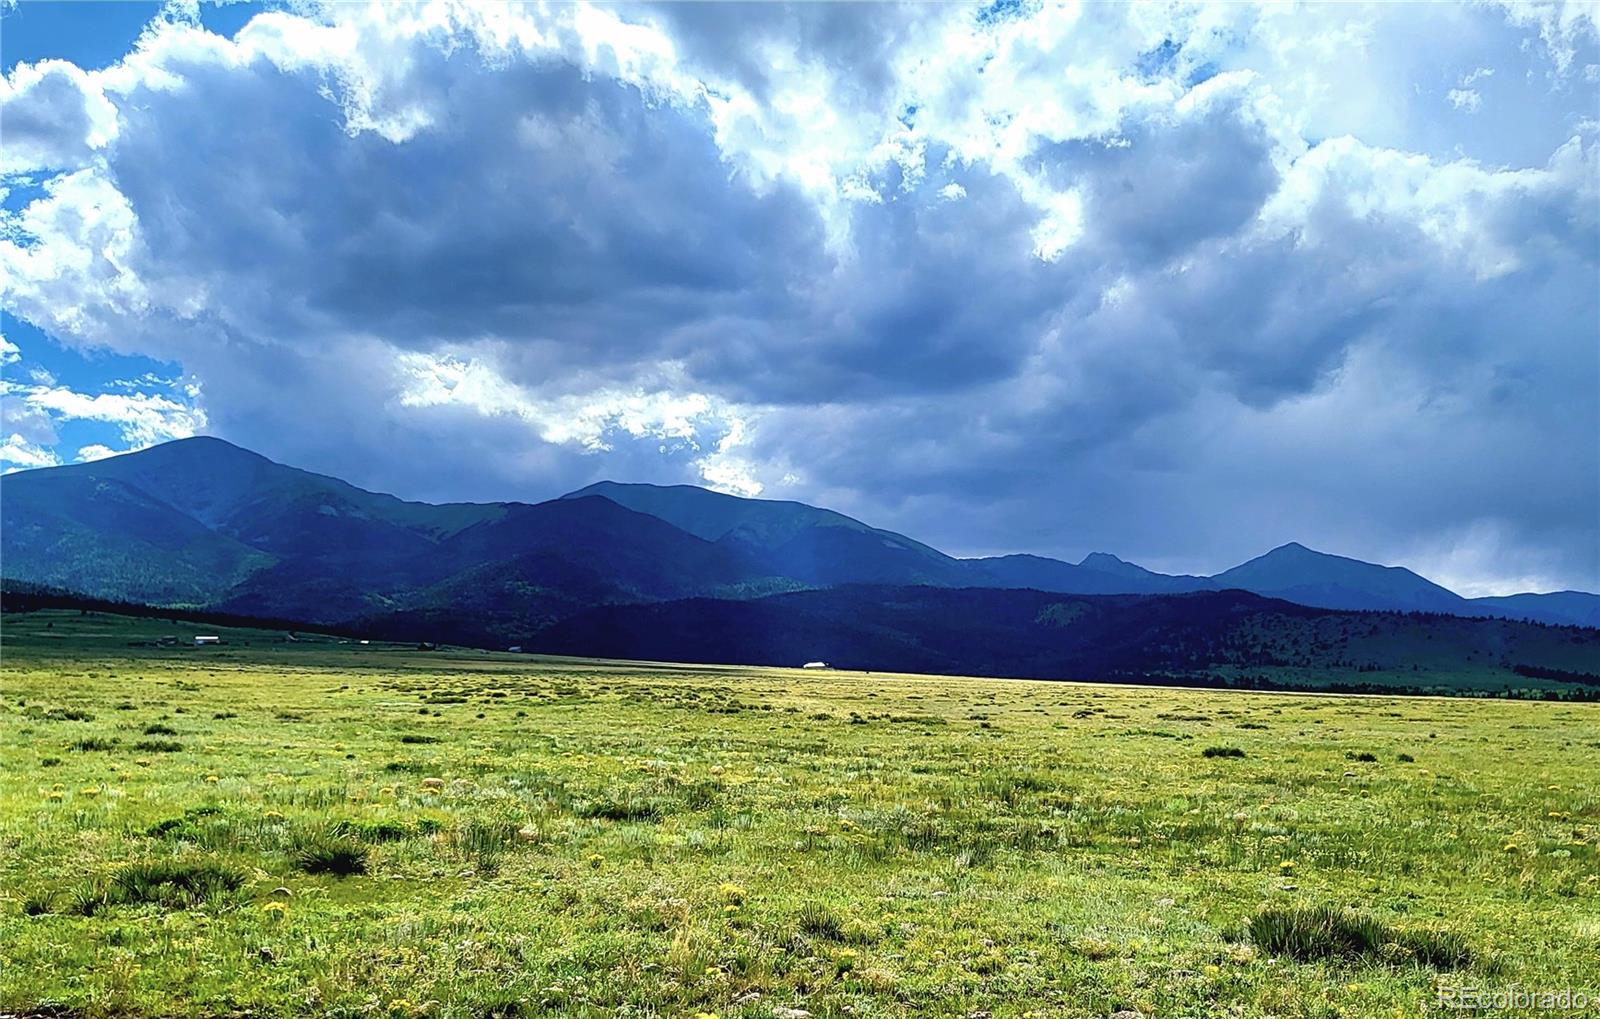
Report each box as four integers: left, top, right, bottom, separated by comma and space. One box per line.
106, 45, 826, 377
1035, 86, 1281, 267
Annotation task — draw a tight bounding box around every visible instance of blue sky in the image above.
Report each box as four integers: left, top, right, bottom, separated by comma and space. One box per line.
1, 1, 1596, 595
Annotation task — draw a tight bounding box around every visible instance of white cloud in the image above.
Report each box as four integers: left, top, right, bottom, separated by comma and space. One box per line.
393, 351, 766, 493
0, 60, 119, 174
0, 433, 60, 472
0, 168, 152, 352
1447, 87, 1483, 111
76, 444, 118, 463
0, 377, 206, 449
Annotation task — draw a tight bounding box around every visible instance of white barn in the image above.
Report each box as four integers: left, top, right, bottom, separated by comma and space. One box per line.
802, 661, 831, 670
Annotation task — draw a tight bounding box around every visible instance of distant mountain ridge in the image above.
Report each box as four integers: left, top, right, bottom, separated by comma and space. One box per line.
2, 438, 1596, 637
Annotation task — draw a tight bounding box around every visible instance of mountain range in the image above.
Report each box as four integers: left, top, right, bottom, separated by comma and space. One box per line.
4, 437, 1594, 625
2, 437, 1597, 688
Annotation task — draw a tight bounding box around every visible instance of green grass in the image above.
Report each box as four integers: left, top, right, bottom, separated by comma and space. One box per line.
2, 609, 1598, 1017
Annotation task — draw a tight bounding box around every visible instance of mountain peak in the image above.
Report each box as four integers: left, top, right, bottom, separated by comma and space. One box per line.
1214, 541, 1463, 613
1079, 551, 1128, 568
1077, 551, 1151, 579
1267, 541, 1316, 555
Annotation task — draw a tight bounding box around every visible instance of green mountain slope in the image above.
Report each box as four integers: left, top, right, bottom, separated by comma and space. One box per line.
0, 470, 273, 605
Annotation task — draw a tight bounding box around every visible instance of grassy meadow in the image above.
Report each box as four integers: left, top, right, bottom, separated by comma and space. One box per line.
2, 609, 1598, 1017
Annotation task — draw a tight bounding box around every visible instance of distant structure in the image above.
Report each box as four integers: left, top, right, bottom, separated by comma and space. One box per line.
193, 635, 220, 646
802, 661, 831, 670
507, 646, 523, 653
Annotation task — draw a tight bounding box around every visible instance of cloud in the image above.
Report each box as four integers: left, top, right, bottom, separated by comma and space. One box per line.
0, 338, 206, 452
1, 433, 60, 472
0, 1, 1596, 593
393, 350, 761, 494
0, 60, 119, 175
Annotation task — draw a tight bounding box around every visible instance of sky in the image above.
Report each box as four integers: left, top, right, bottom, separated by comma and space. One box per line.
1, 0, 1597, 596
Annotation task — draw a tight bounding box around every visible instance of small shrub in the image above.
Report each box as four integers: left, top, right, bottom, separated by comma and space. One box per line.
399, 734, 441, 744
142, 723, 179, 735
22, 892, 54, 916
1396, 752, 1415, 763
1202, 746, 1246, 759
1346, 751, 1379, 763
70, 737, 118, 752
133, 739, 183, 753
40, 757, 62, 768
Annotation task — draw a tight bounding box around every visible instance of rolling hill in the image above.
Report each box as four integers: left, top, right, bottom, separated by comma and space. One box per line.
530, 585, 1600, 695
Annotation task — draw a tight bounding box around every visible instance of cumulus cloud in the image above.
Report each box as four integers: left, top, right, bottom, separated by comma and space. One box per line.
0, 333, 206, 455
393, 350, 763, 493
0, 60, 119, 175
0, 433, 60, 472
0, 0, 1596, 593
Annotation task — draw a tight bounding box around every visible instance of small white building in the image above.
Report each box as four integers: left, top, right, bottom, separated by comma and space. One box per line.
802, 661, 831, 670
193, 635, 221, 646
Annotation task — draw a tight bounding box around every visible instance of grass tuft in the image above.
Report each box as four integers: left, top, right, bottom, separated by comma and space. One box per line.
797, 901, 845, 940
1249, 904, 1470, 969
111, 859, 245, 908
293, 830, 370, 876
70, 859, 244, 914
